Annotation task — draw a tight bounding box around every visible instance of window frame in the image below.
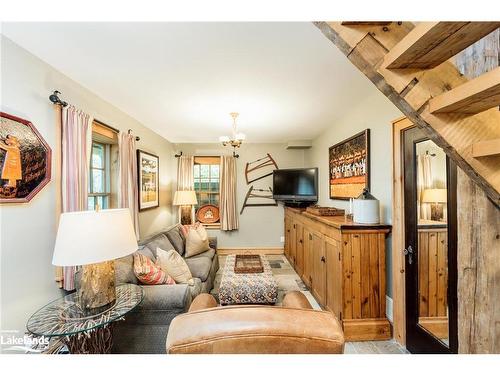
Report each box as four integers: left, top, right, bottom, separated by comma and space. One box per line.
88, 140, 111, 210
193, 156, 221, 228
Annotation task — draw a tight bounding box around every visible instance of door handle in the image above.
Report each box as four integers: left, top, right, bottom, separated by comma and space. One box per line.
404, 245, 414, 265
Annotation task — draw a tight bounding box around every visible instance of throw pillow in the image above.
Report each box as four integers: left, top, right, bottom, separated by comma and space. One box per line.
156, 248, 195, 286
133, 253, 175, 285
184, 223, 211, 258
179, 222, 200, 239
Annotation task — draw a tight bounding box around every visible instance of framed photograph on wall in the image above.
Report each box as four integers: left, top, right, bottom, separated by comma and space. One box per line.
137, 150, 159, 211
0, 112, 52, 203
329, 129, 370, 200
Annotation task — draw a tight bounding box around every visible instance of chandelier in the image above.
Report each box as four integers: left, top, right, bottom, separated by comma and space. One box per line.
219, 112, 246, 157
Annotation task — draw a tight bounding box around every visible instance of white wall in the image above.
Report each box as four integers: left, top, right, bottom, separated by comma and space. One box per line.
305, 90, 403, 296
173, 143, 306, 248
0, 36, 176, 336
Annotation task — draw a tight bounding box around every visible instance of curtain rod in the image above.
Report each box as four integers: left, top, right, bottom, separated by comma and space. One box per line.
50, 90, 140, 141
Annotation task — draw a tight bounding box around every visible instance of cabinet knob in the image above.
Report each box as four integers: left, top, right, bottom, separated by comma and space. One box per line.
321, 256, 326, 263
299, 239, 303, 244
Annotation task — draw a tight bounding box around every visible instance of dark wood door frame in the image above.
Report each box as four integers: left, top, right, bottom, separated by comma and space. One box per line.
403, 126, 458, 354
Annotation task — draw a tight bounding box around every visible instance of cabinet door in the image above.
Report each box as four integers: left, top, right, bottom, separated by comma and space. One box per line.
325, 236, 343, 321
295, 223, 304, 277
312, 231, 326, 305
303, 229, 312, 288
284, 215, 291, 260
290, 222, 297, 266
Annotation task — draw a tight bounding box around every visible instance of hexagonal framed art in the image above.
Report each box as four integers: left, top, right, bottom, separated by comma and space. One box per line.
0, 112, 52, 203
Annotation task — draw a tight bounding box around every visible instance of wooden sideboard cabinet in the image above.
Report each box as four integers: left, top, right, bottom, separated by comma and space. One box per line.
284, 207, 392, 341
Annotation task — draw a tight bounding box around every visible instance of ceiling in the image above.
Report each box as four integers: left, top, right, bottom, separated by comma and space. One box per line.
2, 22, 374, 143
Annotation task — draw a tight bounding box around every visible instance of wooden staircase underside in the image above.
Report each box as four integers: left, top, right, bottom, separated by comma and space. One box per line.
314, 22, 500, 206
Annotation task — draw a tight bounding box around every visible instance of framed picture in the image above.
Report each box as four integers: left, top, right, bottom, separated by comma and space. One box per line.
329, 129, 370, 200
0, 112, 51, 203
137, 150, 159, 211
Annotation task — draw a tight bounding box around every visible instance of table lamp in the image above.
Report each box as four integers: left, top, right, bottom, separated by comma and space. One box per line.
422, 188, 447, 221
52, 209, 138, 313
173, 190, 198, 225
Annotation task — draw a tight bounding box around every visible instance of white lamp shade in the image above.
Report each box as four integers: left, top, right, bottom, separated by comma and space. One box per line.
235, 132, 246, 141
173, 190, 198, 206
52, 209, 138, 266
422, 188, 447, 203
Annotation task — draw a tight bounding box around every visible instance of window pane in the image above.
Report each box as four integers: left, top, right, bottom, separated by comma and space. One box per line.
88, 197, 95, 210
92, 169, 105, 193
210, 181, 219, 191
200, 165, 209, 178
211, 165, 219, 178
92, 143, 105, 168
194, 164, 200, 178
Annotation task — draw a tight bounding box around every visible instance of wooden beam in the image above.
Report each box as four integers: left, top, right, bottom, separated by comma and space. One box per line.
429, 67, 500, 114
383, 22, 500, 69
472, 138, 500, 158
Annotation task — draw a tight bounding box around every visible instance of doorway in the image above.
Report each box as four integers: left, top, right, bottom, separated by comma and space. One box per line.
402, 126, 458, 353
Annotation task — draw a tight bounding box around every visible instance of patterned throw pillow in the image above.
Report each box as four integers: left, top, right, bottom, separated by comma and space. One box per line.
133, 253, 176, 285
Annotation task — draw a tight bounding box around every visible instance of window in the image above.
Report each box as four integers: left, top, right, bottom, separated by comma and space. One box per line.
88, 141, 111, 210
193, 156, 220, 219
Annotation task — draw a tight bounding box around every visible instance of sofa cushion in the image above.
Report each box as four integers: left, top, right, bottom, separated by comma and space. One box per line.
145, 234, 175, 258
166, 226, 185, 256
189, 248, 216, 261
184, 256, 212, 282
156, 248, 195, 286
115, 254, 138, 285
188, 278, 202, 299
137, 247, 155, 261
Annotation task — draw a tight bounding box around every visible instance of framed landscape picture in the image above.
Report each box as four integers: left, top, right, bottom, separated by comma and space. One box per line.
0, 112, 51, 203
137, 150, 159, 211
329, 129, 370, 200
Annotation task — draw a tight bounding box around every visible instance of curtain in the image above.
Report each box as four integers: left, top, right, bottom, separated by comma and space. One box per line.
176, 155, 194, 222
219, 155, 239, 231
56, 105, 93, 291
417, 154, 433, 220
118, 132, 140, 239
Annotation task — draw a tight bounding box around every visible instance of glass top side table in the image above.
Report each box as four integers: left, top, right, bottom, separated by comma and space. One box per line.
27, 284, 143, 353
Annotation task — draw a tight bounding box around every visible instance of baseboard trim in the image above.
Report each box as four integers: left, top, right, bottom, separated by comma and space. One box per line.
386, 295, 393, 323
217, 247, 284, 255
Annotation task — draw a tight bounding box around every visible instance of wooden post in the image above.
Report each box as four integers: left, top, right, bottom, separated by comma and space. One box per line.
455, 29, 500, 353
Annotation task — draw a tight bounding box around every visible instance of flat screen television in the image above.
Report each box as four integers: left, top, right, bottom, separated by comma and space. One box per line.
273, 168, 318, 203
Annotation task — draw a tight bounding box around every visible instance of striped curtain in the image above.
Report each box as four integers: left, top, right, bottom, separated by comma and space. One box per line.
56, 105, 93, 291
176, 155, 194, 222
118, 132, 140, 239
417, 154, 433, 220
219, 155, 239, 231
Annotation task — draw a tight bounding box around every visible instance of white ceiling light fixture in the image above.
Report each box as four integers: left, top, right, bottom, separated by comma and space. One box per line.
219, 112, 246, 158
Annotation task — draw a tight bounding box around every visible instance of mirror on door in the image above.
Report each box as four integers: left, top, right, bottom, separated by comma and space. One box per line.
415, 139, 449, 347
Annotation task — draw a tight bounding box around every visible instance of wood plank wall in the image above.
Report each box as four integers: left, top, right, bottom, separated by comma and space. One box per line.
455, 29, 500, 353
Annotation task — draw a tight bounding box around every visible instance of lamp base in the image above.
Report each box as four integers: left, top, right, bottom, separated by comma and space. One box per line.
430, 203, 444, 221
180, 205, 193, 225
79, 261, 116, 315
